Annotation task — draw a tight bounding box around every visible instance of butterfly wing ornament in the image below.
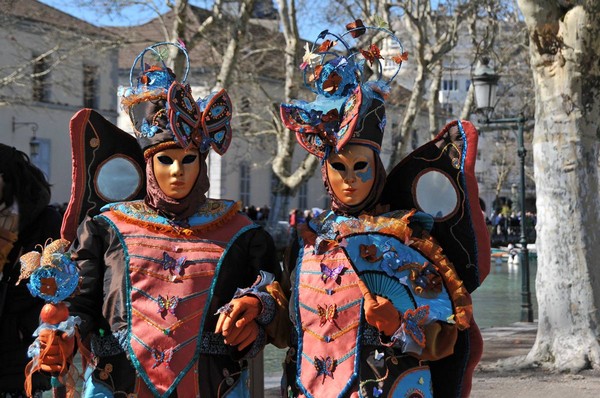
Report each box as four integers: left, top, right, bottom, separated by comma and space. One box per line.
167, 82, 203, 150
334, 85, 362, 152
16, 251, 42, 285
314, 356, 336, 382
200, 89, 233, 155
317, 304, 337, 326
320, 263, 344, 283
402, 305, 429, 348
157, 295, 179, 315
161, 252, 186, 276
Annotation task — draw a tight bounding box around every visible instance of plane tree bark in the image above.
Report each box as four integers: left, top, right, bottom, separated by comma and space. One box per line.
517, 0, 600, 371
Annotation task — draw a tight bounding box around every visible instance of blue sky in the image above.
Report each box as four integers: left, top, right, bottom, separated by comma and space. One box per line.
39, 0, 169, 27
37, 0, 329, 40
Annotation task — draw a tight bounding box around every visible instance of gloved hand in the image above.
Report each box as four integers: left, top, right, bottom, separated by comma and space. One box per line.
37, 328, 75, 374
358, 280, 402, 336
215, 295, 262, 350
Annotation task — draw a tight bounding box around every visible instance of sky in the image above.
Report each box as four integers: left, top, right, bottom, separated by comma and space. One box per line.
37, 0, 328, 40
39, 0, 171, 27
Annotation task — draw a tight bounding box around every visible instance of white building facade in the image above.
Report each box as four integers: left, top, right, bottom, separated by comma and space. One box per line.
0, 0, 119, 205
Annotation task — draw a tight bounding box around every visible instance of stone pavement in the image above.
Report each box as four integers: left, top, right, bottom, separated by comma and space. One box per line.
265, 322, 600, 397
471, 322, 600, 397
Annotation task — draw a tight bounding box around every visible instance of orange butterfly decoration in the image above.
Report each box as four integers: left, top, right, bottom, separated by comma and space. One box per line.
360, 44, 383, 66
317, 39, 336, 53
317, 304, 337, 326
346, 19, 366, 38
392, 51, 410, 65
322, 71, 342, 93
359, 244, 382, 263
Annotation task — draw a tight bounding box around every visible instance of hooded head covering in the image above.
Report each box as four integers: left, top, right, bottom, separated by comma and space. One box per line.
0, 144, 51, 231
119, 42, 233, 220
280, 20, 407, 215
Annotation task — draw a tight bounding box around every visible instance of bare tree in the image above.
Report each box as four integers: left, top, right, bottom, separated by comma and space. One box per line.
383, 0, 480, 168
266, 0, 320, 225
515, 0, 600, 371
326, 1, 488, 169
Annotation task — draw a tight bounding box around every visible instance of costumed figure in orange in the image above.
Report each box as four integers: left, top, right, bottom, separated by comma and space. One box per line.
275, 20, 490, 397
36, 42, 281, 398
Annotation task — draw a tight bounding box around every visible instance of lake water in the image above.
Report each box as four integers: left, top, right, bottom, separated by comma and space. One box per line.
263, 254, 539, 375
472, 254, 538, 328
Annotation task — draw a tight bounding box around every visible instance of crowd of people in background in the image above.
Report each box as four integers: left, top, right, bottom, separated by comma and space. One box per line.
242, 205, 270, 224
487, 204, 537, 247
241, 206, 325, 230
288, 208, 325, 228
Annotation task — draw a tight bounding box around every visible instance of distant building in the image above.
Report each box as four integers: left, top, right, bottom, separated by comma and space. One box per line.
0, 0, 119, 204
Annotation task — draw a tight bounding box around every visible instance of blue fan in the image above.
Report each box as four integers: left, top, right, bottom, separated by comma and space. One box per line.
359, 272, 415, 312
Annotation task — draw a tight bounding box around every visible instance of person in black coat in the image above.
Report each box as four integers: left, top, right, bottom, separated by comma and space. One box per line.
0, 143, 63, 397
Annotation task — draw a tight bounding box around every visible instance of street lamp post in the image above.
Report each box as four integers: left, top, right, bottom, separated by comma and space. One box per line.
473, 59, 534, 322
12, 116, 40, 157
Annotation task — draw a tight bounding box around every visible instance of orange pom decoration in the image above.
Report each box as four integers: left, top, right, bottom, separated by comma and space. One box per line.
40, 302, 70, 324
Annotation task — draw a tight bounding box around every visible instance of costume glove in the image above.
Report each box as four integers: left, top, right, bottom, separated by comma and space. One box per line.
215, 295, 262, 350
358, 280, 402, 336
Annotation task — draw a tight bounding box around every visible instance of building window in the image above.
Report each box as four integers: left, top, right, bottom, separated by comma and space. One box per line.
31, 138, 51, 179
465, 80, 471, 91
239, 163, 251, 206
32, 54, 51, 102
298, 182, 308, 210
83, 64, 98, 109
442, 79, 458, 91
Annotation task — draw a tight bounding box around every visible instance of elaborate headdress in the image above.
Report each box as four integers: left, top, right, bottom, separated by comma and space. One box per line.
119, 42, 233, 158
280, 19, 407, 158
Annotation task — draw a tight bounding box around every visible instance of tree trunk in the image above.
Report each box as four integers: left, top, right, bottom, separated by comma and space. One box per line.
517, 0, 600, 371
266, 0, 320, 224
388, 61, 428, 168
214, 0, 256, 91
428, 61, 442, 139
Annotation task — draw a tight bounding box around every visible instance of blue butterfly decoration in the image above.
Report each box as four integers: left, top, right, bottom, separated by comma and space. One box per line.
373, 386, 384, 397
314, 356, 336, 383
402, 305, 430, 348
379, 241, 403, 278
320, 263, 344, 283
162, 252, 186, 276
157, 294, 179, 315
151, 348, 173, 369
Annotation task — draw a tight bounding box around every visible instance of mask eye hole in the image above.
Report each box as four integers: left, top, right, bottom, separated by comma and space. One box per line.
330, 162, 345, 171
354, 161, 368, 171
157, 155, 174, 165
182, 155, 197, 164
